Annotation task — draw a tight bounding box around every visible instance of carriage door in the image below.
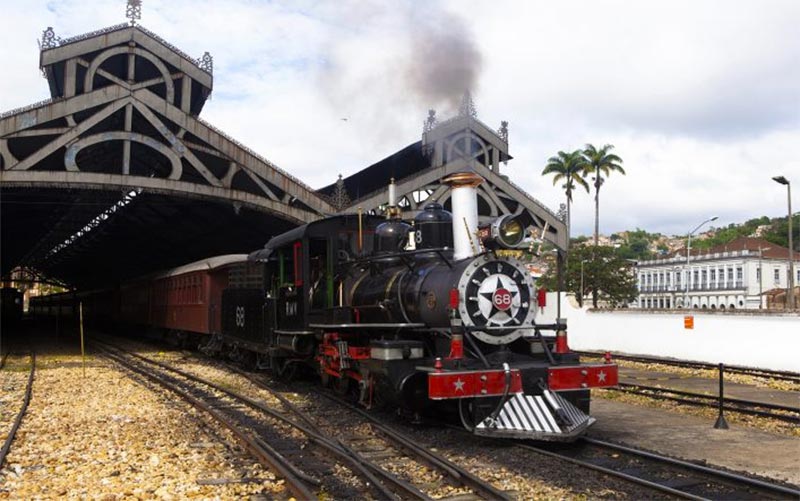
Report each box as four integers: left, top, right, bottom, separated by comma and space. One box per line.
277, 241, 304, 329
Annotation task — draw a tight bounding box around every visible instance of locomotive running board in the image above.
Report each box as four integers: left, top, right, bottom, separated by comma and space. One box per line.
474, 390, 594, 441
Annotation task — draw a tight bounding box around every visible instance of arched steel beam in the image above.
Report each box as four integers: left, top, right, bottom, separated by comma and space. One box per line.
0, 170, 318, 224
64, 131, 183, 179
84, 46, 175, 103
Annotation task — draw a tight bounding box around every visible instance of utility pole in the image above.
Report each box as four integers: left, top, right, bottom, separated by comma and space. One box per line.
684, 216, 718, 309
772, 176, 794, 311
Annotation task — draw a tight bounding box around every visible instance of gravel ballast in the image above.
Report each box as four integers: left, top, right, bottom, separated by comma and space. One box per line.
0, 349, 281, 499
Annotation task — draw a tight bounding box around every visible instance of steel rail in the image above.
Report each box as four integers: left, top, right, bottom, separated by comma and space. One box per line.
310, 389, 513, 501
96, 347, 316, 500
615, 383, 800, 423
215, 359, 509, 501
0, 352, 36, 469
220, 364, 430, 500
575, 351, 800, 383
99, 343, 416, 501
584, 438, 800, 499
123, 337, 509, 501
520, 437, 800, 500
517, 440, 706, 500
619, 382, 799, 413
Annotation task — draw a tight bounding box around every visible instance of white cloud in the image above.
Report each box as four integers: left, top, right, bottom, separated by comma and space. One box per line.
1, 0, 798, 238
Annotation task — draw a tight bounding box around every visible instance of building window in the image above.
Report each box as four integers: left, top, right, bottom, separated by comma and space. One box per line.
727, 268, 733, 281
701, 270, 707, 287
736, 267, 743, 281
710, 269, 716, 281
756, 268, 760, 280
774, 268, 780, 283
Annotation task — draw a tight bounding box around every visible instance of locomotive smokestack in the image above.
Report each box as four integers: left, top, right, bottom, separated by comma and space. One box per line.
387, 178, 400, 219
443, 172, 483, 260
388, 178, 397, 208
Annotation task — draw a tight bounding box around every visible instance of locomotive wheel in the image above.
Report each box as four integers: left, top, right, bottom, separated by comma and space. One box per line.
320, 368, 331, 387
239, 352, 258, 371
332, 375, 350, 396
271, 356, 297, 382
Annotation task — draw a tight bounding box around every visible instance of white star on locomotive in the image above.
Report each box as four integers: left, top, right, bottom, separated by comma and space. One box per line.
477, 275, 520, 324
453, 378, 466, 392
597, 371, 607, 383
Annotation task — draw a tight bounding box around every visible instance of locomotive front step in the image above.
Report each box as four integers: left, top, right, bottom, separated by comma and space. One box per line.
474, 390, 594, 441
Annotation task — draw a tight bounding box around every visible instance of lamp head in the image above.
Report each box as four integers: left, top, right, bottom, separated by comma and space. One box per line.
710, 216, 718, 222
772, 175, 789, 185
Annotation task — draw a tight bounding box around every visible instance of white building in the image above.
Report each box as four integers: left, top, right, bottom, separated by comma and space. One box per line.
636, 237, 799, 310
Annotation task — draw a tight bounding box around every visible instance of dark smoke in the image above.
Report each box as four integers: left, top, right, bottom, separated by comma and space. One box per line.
404, 9, 483, 113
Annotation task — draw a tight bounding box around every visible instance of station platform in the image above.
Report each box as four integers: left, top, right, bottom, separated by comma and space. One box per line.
617, 366, 800, 408
589, 398, 800, 486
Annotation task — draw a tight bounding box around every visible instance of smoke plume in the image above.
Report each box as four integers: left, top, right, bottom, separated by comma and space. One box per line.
403, 9, 484, 113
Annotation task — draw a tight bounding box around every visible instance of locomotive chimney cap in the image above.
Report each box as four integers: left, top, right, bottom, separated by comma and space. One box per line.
443, 172, 484, 188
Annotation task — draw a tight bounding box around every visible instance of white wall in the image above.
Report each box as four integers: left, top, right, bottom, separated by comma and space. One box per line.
536, 293, 800, 372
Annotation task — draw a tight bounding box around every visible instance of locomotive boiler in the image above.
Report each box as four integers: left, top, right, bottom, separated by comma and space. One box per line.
219, 171, 619, 441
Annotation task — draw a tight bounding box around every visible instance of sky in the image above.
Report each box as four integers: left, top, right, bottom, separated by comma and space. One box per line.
0, 0, 798, 238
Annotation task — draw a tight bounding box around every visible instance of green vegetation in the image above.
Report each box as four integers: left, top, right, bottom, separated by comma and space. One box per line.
582, 144, 625, 246
541, 150, 589, 239
538, 245, 638, 308
690, 215, 799, 251
691, 216, 770, 249
614, 228, 662, 261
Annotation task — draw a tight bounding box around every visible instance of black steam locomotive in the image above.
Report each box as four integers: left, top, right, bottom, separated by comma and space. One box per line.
219, 173, 618, 441
29, 173, 617, 441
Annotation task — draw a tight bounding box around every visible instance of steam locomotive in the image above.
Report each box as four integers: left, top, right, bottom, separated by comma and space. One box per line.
218, 172, 618, 441
31, 172, 617, 441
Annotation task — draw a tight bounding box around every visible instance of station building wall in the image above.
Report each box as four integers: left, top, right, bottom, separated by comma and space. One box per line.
538, 293, 800, 372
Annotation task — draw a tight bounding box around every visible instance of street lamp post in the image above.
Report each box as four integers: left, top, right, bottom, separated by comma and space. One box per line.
772, 176, 794, 311
758, 245, 771, 309
684, 216, 718, 309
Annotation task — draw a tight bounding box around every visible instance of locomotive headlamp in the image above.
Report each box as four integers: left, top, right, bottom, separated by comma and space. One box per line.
490, 215, 525, 248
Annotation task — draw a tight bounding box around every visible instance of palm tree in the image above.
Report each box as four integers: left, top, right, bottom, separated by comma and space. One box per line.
542, 150, 589, 242
582, 144, 625, 246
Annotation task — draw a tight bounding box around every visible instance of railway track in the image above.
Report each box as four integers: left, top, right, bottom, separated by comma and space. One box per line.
616, 382, 800, 423
96, 340, 510, 500
226, 364, 512, 501
0, 352, 36, 470
520, 437, 800, 500
576, 351, 800, 384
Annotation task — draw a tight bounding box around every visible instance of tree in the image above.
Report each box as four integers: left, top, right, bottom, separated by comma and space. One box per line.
538, 246, 638, 308
582, 144, 625, 246
542, 150, 589, 243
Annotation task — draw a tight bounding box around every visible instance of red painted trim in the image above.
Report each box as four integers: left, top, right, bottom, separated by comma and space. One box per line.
547, 364, 618, 391
428, 369, 523, 400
